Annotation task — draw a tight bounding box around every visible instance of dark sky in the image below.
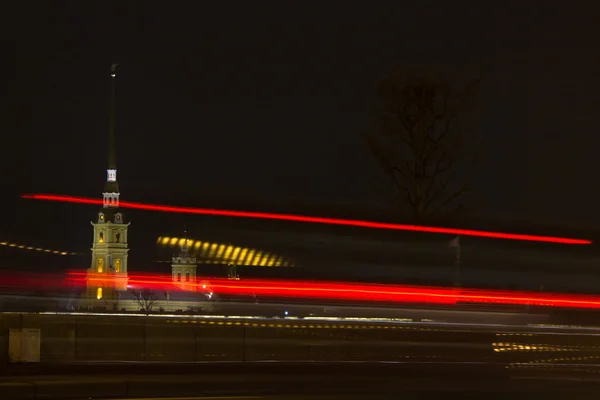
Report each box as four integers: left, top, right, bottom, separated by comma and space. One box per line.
9, 1, 600, 234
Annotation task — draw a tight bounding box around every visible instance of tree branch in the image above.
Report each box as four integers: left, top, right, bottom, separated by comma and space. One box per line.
366, 74, 480, 220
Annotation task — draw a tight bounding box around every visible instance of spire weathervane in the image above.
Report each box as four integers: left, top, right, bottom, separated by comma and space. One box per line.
111, 62, 118, 77
108, 62, 118, 172
103, 62, 120, 207
182, 223, 189, 253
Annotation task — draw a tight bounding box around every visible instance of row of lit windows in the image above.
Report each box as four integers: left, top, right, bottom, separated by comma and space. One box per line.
97, 257, 121, 273
157, 236, 293, 267
98, 232, 123, 243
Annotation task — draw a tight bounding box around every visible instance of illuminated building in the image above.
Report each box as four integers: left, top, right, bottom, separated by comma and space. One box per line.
157, 236, 293, 267
82, 63, 129, 308
171, 233, 198, 291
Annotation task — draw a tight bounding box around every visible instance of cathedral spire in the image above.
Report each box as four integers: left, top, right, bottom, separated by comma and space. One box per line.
103, 63, 120, 208
108, 63, 117, 171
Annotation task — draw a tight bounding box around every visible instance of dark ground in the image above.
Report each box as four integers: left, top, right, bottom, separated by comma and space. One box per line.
2, 362, 600, 399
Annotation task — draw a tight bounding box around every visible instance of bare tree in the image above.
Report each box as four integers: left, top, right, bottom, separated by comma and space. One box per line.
366, 73, 480, 222
129, 288, 158, 315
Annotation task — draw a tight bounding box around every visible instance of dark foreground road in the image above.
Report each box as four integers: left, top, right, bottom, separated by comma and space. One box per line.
4, 310, 600, 399
2, 362, 600, 399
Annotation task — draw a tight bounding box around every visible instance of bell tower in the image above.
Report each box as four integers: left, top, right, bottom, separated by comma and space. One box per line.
84, 63, 130, 308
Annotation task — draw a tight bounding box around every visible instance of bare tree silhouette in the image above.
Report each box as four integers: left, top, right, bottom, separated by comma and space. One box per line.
366, 73, 481, 221
129, 288, 158, 315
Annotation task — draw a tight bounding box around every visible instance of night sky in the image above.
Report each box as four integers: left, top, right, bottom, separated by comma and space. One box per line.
8, 2, 600, 246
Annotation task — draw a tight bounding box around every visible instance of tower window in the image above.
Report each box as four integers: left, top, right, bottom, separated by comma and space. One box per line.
97, 258, 103, 273
114, 259, 121, 273
115, 233, 121, 243
186, 273, 190, 282
99, 232, 104, 243
177, 273, 181, 281
97, 287, 103, 300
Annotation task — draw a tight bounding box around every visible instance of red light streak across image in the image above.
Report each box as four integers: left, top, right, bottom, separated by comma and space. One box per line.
3, 270, 600, 310
62, 272, 600, 310
22, 194, 592, 244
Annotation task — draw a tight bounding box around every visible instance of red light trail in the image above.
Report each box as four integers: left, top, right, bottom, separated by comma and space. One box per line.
4, 270, 600, 310
62, 272, 600, 310
22, 194, 592, 244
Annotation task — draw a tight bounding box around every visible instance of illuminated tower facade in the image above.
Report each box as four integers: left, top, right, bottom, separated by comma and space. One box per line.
84, 63, 130, 307
171, 234, 198, 291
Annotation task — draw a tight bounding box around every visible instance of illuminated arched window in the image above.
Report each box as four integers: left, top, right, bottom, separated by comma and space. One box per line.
114, 259, 121, 273
97, 258, 103, 273
115, 233, 120, 243
97, 287, 103, 299
99, 232, 104, 243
